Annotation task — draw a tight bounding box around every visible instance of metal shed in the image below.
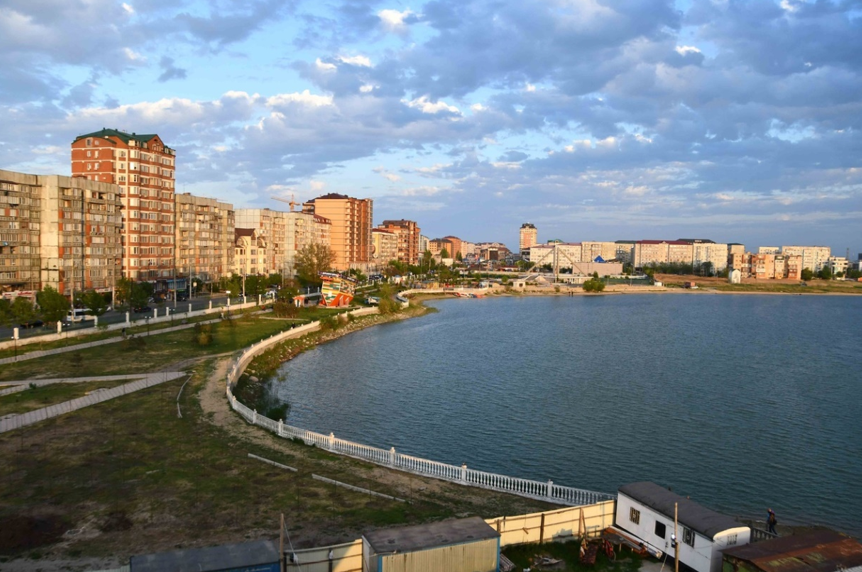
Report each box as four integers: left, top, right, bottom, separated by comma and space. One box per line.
362, 516, 500, 572
130, 539, 280, 572
722, 530, 862, 572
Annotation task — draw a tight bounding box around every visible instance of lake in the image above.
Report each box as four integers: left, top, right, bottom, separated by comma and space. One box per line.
271, 294, 862, 535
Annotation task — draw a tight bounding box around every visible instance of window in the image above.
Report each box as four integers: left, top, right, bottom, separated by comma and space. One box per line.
655, 522, 666, 539
629, 508, 640, 525
86, 138, 92, 146
683, 527, 695, 547
726, 534, 737, 546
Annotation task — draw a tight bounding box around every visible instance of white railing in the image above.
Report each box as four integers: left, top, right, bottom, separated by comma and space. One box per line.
225, 308, 616, 507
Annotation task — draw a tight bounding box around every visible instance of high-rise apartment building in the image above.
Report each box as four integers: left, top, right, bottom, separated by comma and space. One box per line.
235, 209, 286, 276
302, 194, 373, 271
234, 228, 266, 276
71, 129, 176, 282
0, 169, 122, 296
378, 219, 421, 265
519, 223, 537, 257
781, 246, 831, 272
175, 193, 235, 287
283, 211, 331, 278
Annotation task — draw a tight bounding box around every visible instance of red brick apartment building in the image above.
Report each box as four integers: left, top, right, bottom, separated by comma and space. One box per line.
71, 129, 176, 282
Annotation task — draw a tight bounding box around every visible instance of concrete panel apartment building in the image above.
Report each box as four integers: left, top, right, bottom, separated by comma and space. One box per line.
175, 193, 235, 286
633, 239, 729, 271
519, 223, 538, 257
302, 194, 373, 271
0, 169, 122, 297
235, 209, 332, 277
372, 228, 398, 265
71, 129, 176, 282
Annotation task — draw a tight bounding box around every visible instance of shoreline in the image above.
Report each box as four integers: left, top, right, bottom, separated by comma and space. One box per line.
409, 285, 862, 299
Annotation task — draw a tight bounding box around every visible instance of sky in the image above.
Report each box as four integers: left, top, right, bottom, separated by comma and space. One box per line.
1, 0, 861, 254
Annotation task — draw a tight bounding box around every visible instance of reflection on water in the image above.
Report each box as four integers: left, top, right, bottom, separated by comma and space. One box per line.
273, 294, 862, 535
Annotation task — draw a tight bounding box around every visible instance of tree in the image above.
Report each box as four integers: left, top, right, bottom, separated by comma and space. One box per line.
0, 299, 12, 327
348, 268, 367, 283
421, 250, 434, 273
818, 266, 833, 280
455, 251, 463, 262
592, 271, 599, 280
244, 275, 265, 297
848, 269, 862, 280
295, 243, 335, 285
800, 268, 814, 281
36, 286, 70, 324
699, 261, 714, 276
116, 278, 149, 309
81, 290, 109, 317
11, 297, 37, 326
440, 248, 450, 259
583, 278, 605, 292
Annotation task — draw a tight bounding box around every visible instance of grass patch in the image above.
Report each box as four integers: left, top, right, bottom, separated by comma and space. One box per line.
0, 378, 144, 416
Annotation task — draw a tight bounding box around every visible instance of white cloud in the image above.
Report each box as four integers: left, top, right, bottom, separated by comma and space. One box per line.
470, 103, 486, 112
378, 8, 413, 32
266, 90, 333, 108
339, 55, 372, 67
123, 47, 144, 62
674, 45, 702, 56
315, 58, 337, 72
525, 83, 536, 92
359, 84, 375, 93
309, 180, 325, 191
122, 3, 134, 14
403, 96, 460, 115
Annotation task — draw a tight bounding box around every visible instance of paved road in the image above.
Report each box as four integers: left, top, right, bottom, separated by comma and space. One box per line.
0, 371, 186, 433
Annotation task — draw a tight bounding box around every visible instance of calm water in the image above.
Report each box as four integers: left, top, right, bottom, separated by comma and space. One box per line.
271, 295, 862, 535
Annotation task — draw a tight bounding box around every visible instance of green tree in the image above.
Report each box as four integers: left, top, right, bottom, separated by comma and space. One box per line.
11, 297, 37, 325
818, 266, 833, 280
0, 298, 13, 327
700, 261, 714, 276
440, 248, 450, 259
592, 271, 599, 279
267, 273, 283, 288
583, 278, 606, 292
455, 251, 463, 262
36, 286, 70, 324
800, 268, 814, 281
348, 268, 367, 282
421, 250, 434, 273
244, 275, 265, 297
81, 290, 109, 317
848, 269, 862, 280
295, 243, 335, 285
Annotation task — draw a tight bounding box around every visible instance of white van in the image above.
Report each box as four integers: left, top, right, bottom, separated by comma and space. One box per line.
65, 308, 95, 324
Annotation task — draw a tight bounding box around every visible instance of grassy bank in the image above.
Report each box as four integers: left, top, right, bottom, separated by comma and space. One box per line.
0, 378, 142, 417
0, 356, 555, 563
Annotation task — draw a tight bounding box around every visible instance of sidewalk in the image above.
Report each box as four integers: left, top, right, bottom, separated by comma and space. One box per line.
0, 371, 186, 433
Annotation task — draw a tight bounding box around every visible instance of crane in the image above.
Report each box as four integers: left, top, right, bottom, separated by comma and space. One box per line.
271, 193, 298, 211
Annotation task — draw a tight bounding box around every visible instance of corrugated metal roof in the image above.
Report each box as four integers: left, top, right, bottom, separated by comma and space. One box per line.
363, 516, 499, 555
723, 531, 862, 572
130, 539, 279, 572
619, 482, 745, 539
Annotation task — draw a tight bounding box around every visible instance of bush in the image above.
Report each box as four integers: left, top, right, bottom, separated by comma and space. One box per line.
193, 323, 214, 346
583, 278, 606, 292
273, 301, 299, 318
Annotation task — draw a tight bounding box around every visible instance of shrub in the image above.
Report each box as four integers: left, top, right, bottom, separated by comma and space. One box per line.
583, 278, 606, 292
193, 323, 214, 346
273, 301, 298, 318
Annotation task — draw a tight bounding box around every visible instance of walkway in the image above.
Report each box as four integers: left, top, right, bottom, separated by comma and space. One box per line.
0, 371, 186, 433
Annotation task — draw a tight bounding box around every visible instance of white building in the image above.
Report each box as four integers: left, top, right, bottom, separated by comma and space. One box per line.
692, 242, 729, 272
781, 245, 831, 272
826, 256, 849, 276
528, 243, 582, 268
615, 482, 750, 572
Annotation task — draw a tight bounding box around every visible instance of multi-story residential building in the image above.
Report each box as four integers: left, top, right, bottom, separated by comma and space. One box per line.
751, 253, 777, 279
71, 129, 176, 283
302, 194, 373, 271
633, 240, 691, 268
419, 235, 429, 254
235, 209, 286, 276
0, 169, 122, 297
283, 211, 332, 278
174, 193, 234, 288
782, 246, 831, 272
528, 243, 582, 268
614, 241, 635, 264
785, 254, 803, 280
827, 256, 849, 276
442, 236, 463, 260
519, 223, 537, 257
429, 237, 459, 259
234, 228, 266, 277
728, 253, 751, 276
372, 228, 398, 265
581, 241, 621, 262
460, 241, 477, 258
758, 246, 780, 255
689, 240, 729, 272
378, 219, 421, 265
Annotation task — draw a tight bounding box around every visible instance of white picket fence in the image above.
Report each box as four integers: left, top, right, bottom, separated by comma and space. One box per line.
225, 309, 616, 507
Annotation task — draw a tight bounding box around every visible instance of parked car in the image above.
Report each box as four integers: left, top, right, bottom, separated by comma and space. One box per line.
133, 306, 152, 313
19, 319, 44, 329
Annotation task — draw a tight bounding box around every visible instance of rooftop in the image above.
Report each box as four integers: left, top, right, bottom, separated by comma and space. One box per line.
130, 540, 278, 572
723, 531, 862, 572
363, 517, 499, 554
619, 481, 745, 539
73, 128, 173, 152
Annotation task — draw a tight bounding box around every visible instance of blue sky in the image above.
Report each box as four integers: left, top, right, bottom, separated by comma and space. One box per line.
1, 0, 861, 254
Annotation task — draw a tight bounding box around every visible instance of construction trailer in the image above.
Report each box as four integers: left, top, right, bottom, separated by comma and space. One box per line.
130, 539, 280, 572
614, 482, 751, 572
362, 516, 500, 572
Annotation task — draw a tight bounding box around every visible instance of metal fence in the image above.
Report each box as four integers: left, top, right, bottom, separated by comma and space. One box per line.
225, 309, 616, 507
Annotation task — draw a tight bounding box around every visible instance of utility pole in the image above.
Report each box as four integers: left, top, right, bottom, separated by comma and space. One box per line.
674, 502, 679, 572
280, 513, 285, 572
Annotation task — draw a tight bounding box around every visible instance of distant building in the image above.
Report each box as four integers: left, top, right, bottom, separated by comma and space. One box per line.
233, 228, 266, 276
419, 234, 429, 254
729, 269, 742, 284
283, 211, 331, 279
71, 128, 176, 282
174, 193, 234, 288
378, 219, 421, 265
371, 228, 398, 265
303, 194, 373, 271
781, 245, 831, 272
235, 209, 286, 276
758, 246, 780, 254
519, 223, 537, 257
827, 256, 849, 275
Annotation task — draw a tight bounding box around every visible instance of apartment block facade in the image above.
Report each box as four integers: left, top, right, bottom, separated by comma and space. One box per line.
283, 211, 332, 278
175, 193, 235, 285
302, 194, 373, 271
781, 246, 831, 272
235, 209, 286, 276
378, 219, 421, 265
234, 228, 267, 277
0, 169, 122, 297
372, 228, 398, 264
71, 129, 176, 282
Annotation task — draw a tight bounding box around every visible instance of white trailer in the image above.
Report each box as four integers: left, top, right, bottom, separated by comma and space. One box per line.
614, 482, 751, 572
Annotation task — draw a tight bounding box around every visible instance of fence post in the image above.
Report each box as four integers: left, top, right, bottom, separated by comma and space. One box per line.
252, 409, 257, 424
329, 432, 335, 450
278, 419, 283, 437
547, 479, 553, 499
461, 463, 467, 483
390, 447, 396, 466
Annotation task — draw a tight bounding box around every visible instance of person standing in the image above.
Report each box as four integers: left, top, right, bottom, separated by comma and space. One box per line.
767, 509, 778, 534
